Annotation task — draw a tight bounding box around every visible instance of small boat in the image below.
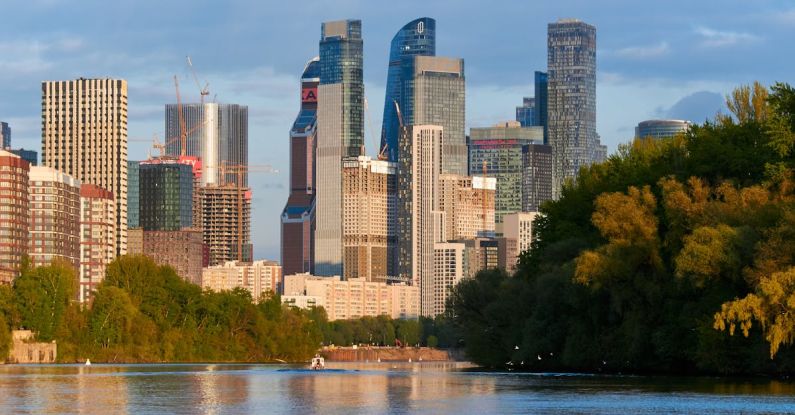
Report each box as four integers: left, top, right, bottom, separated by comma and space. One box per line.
310, 354, 325, 370
85, 359, 91, 366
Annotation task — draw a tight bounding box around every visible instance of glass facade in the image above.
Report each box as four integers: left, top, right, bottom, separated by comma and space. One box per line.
139, 161, 193, 231
1, 122, 10, 148
516, 97, 535, 127
127, 160, 140, 229
400, 56, 467, 175
8, 149, 36, 166
534, 71, 548, 143
380, 18, 436, 162
547, 20, 597, 198
635, 119, 691, 139
469, 124, 543, 228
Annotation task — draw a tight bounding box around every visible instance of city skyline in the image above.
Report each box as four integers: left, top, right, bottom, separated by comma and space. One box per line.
0, 1, 791, 259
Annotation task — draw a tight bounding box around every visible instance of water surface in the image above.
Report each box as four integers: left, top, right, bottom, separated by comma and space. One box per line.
0, 362, 793, 414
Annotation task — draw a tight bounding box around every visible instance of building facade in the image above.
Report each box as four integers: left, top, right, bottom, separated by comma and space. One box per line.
127, 160, 140, 229
281, 57, 319, 276
0, 150, 29, 284
342, 156, 397, 282
28, 166, 81, 270
0, 122, 9, 148
516, 97, 535, 127
138, 159, 194, 231
502, 211, 538, 272
79, 184, 115, 302
380, 17, 436, 162
127, 228, 204, 285
8, 149, 36, 166
534, 71, 549, 142
636, 119, 691, 140
200, 185, 252, 265
469, 121, 543, 229
431, 242, 467, 317
522, 143, 553, 212
438, 174, 496, 240
547, 20, 597, 198
202, 260, 282, 301
41, 78, 128, 256
398, 125, 442, 315
314, 19, 365, 276
401, 56, 467, 175
283, 274, 419, 320
165, 103, 249, 186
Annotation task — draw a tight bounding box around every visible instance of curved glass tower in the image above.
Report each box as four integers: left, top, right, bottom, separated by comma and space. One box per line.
380, 17, 436, 162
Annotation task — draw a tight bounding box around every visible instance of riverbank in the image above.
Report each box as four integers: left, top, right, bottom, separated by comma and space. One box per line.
320, 346, 463, 362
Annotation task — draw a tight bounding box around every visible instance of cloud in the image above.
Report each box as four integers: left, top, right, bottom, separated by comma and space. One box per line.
655, 91, 725, 123
611, 42, 670, 59
768, 9, 795, 25
694, 26, 760, 48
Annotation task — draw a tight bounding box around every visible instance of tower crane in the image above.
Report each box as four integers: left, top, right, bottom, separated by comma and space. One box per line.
187, 56, 210, 105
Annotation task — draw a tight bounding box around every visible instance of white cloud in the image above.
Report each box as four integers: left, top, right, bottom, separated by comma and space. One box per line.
694, 26, 760, 48
611, 42, 670, 59
769, 9, 795, 25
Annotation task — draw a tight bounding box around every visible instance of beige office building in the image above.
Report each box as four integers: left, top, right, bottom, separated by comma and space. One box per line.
202, 260, 282, 301
342, 156, 397, 282
283, 274, 419, 321
397, 125, 442, 316
28, 166, 81, 270
79, 184, 116, 302
41, 78, 128, 256
438, 174, 496, 240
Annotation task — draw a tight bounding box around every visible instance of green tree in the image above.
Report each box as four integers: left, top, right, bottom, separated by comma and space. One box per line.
89, 286, 139, 349
13, 260, 76, 341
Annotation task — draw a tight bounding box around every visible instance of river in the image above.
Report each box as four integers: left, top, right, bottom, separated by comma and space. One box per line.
0, 362, 793, 414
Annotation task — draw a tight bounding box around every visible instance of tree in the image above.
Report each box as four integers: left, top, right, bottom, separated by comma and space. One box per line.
89, 286, 139, 349
13, 260, 76, 341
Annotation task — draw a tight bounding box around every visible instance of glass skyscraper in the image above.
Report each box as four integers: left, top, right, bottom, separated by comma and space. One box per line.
516, 97, 536, 127
1, 122, 10, 148
314, 19, 365, 276
127, 160, 140, 229
547, 19, 597, 198
380, 17, 436, 162
139, 160, 194, 231
534, 71, 548, 143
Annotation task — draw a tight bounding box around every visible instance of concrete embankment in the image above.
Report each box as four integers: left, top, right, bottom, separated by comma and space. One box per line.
321, 347, 461, 362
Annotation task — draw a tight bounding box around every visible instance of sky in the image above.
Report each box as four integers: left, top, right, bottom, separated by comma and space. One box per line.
0, 0, 793, 260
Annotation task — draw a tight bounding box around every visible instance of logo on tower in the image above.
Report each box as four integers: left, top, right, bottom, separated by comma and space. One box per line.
417, 21, 425, 34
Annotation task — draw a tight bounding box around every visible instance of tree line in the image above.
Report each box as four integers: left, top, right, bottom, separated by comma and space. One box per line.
446, 82, 795, 375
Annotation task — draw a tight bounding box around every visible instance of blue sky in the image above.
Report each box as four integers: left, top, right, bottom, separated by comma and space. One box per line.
1, 0, 793, 260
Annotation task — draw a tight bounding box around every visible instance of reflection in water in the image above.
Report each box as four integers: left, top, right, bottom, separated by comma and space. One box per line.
0, 363, 793, 414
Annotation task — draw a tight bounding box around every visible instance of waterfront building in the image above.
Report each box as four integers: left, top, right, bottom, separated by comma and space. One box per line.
380, 17, 436, 162
522, 143, 553, 212
79, 184, 115, 302
200, 185, 252, 265
438, 174, 496, 240
127, 228, 204, 284
516, 97, 535, 127
282, 274, 419, 320
41, 78, 128, 256
165, 103, 248, 186
0, 122, 9, 148
138, 159, 194, 231
202, 260, 282, 301
431, 242, 467, 317
8, 149, 36, 166
547, 20, 597, 198
469, 121, 543, 229
400, 56, 467, 175
636, 119, 691, 140
314, 19, 365, 276
281, 57, 319, 276
127, 160, 140, 229
342, 156, 397, 282
397, 125, 443, 314
28, 166, 81, 270
0, 150, 29, 284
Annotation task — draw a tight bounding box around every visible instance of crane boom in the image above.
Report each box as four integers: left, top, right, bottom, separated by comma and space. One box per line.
187, 56, 210, 105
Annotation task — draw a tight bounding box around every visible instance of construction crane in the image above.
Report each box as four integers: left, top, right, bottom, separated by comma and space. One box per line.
187, 56, 210, 105
215, 162, 279, 262
363, 97, 383, 160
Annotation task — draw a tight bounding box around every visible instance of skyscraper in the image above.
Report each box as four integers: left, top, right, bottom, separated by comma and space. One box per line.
534, 71, 549, 142
516, 97, 536, 127
281, 57, 319, 276
41, 78, 128, 255
28, 166, 81, 270
127, 160, 140, 229
1, 122, 10, 148
380, 17, 436, 162
314, 19, 365, 276
165, 103, 248, 186
0, 149, 29, 284
138, 159, 194, 231
400, 56, 467, 175
201, 185, 252, 266
547, 20, 597, 198
468, 121, 543, 230
397, 125, 442, 316
522, 143, 553, 212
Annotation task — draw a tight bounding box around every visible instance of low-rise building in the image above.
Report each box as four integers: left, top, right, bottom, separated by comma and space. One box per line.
202, 260, 282, 301
283, 274, 419, 320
